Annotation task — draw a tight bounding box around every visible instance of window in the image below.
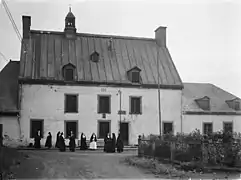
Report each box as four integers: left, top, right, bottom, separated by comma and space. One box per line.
65, 121, 78, 139
62, 63, 76, 81
90, 51, 100, 63
130, 97, 142, 114
65, 94, 78, 113
163, 122, 173, 135
203, 123, 213, 135
30, 119, 44, 138
98, 121, 110, 139
98, 95, 111, 114
131, 71, 140, 83
235, 102, 240, 110
195, 96, 210, 110
223, 122, 233, 133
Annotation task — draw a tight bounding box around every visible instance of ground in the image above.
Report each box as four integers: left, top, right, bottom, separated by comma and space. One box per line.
9, 150, 157, 179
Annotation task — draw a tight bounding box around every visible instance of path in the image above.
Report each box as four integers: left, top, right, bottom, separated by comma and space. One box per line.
10, 150, 158, 179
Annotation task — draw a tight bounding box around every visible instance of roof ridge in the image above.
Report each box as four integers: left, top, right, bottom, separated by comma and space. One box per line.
30, 29, 155, 41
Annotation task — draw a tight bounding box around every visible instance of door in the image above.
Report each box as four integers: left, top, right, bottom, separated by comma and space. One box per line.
120, 123, 129, 145
0, 124, 2, 146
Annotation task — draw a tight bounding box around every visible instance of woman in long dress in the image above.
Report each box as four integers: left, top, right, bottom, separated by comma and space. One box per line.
111, 133, 116, 153
59, 132, 66, 152
89, 133, 97, 150
80, 133, 87, 150
34, 130, 41, 149
69, 131, 76, 152
55, 131, 60, 148
116, 133, 124, 153
104, 133, 113, 153
45, 132, 52, 149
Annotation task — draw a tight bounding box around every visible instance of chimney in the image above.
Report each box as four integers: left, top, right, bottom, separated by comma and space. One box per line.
155, 26, 167, 47
22, 16, 31, 39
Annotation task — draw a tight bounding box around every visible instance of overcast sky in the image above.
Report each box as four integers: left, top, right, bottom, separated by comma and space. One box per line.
0, 0, 241, 97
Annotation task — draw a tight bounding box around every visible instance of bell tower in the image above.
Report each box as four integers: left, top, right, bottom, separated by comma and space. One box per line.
64, 6, 76, 38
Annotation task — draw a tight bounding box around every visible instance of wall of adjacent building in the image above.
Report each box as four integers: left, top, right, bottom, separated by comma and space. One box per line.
19, 84, 182, 145
0, 116, 20, 140
182, 114, 241, 134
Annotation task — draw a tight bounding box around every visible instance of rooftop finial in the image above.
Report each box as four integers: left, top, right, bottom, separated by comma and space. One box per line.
69, 4, 71, 12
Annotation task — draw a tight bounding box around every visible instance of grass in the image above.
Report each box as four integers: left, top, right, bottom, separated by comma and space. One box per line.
0, 146, 24, 179
124, 155, 241, 179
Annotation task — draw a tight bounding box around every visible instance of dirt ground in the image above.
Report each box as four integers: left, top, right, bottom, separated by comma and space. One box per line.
9, 150, 157, 179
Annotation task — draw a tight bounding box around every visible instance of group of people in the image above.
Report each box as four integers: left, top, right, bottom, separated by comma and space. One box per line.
33, 130, 124, 153
104, 133, 124, 153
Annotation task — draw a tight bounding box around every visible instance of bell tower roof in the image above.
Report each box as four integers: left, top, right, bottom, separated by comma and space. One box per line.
66, 7, 75, 19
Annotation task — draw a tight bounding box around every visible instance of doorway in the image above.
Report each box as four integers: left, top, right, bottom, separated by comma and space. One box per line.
0, 124, 2, 146
120, 122, 129, 145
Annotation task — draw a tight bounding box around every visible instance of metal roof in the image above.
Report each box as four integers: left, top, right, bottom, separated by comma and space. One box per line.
19, 30, 183, 88
183, 83, 241, 113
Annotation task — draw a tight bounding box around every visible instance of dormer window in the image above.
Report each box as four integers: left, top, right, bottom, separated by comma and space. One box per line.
226, 98, 240, 111
62, 63, 76, 81
90, 51, 100, 63
127, 66, 141, 84
195, 96, 210, 111
235, 101, 240, 110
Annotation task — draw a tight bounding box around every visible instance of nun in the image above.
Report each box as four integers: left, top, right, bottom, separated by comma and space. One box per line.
104, 133, 112, 153
89, 133, 97, 150
69, 131, 76, 152
59, 132, 66, 152
34, 130, 41, 149
80, 133, 87, 150
111, 133, 116, 153
55, 131, 60, 148
45, 132, 52, 149
116, 133, 124, 153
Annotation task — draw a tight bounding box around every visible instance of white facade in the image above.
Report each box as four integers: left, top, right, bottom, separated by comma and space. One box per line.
0, 116, 20, 140
19, 84, 182, 145
182, 114, 241, 134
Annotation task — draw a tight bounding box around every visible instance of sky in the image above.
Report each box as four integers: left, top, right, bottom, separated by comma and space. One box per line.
0, 0, 241, 97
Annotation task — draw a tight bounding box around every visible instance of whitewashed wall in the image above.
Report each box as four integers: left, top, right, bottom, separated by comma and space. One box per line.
0, 116, 20, 139
19, 84, 182, 145
182, 114, 241, 134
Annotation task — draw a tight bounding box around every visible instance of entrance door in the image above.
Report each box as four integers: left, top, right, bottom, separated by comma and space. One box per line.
120, 123, 129, 145
0, 124, 2, 146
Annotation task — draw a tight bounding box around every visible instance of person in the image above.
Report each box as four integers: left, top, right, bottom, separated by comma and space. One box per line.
116, 133, 124, 153
55, 131, 60, 148
34, 130, 41, 149
80, 133, 87, 150
45, 132, 52, 149
111, 133, 116, 153
104, 133, 112, 153
59, 132, 66, 152
69, 131, 76, 152
89, 133, 97, 150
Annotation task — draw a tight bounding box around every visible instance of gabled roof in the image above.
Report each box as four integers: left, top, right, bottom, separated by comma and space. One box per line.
0, 60, 19, 114
19, 30, 183, 89
183, 83, 241, 113
127, 66, 141, 73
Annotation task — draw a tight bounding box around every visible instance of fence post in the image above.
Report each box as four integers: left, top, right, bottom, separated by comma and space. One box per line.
138, 135, 142, 157
170, 141, 175, 162
152, 141, 156, 159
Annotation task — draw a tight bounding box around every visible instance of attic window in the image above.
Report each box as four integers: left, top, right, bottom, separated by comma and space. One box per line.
131, 71, 140, 83
195, 96, 210, 111
90, 51, 100, 63
127, 66, 141, 84
235, 101, 240, 110
62, 63, 76, 81
226, 98, 240, 110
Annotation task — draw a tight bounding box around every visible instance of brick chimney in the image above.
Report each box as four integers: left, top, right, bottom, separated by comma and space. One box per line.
22, 16, 31, 39
155, 26, 167, 47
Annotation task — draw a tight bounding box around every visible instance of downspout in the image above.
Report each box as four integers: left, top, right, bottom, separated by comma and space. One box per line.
180, 90, 183, 134
17, 82, 23, 140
